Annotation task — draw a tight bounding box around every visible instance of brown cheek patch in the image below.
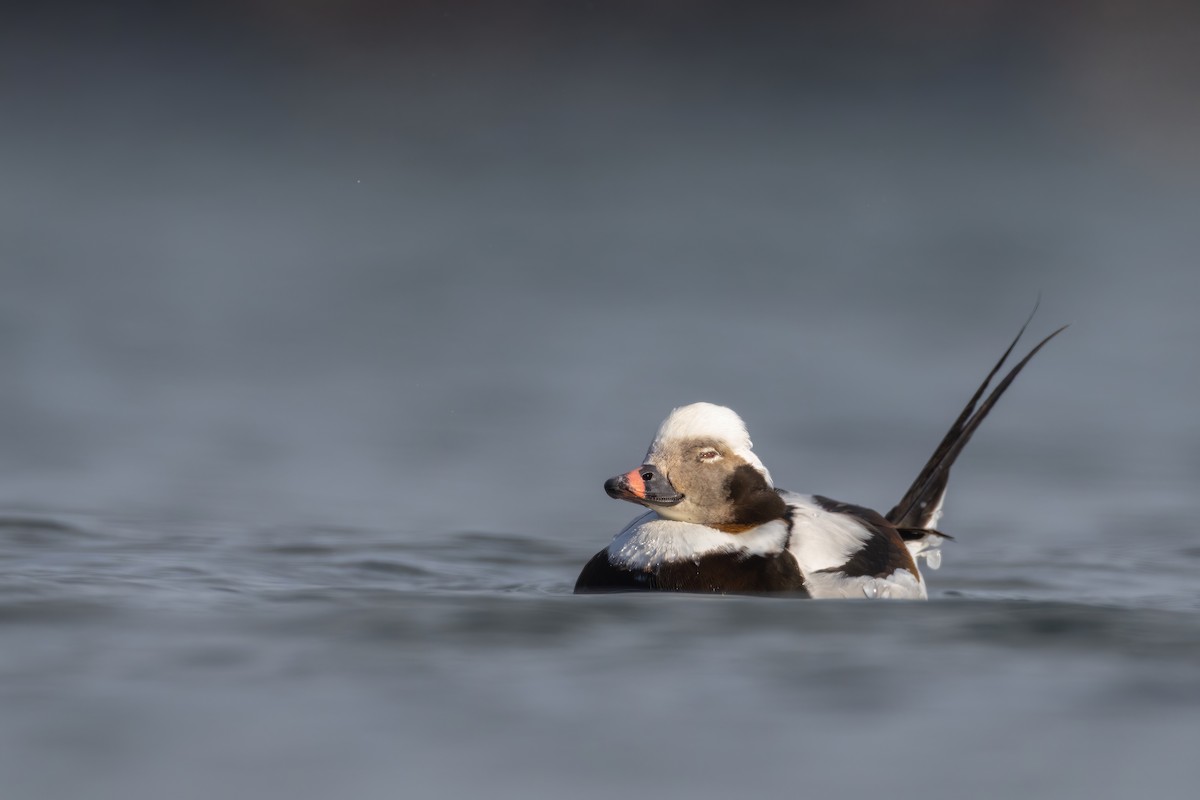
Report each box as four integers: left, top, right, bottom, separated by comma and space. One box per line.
724, 465, 788, 525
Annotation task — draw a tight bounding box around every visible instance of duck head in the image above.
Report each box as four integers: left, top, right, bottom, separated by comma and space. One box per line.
604, 402, 786, 528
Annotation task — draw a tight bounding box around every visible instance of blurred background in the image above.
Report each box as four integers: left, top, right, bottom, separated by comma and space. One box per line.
3, 0, 1198, 536
2, 2, 1199, 799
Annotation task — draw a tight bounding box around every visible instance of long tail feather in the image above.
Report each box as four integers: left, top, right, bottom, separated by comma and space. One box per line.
885, 304, 1041, 526
887, 314, 1066, 529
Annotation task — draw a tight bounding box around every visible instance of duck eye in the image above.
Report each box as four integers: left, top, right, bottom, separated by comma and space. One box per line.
641, 472, 654, 481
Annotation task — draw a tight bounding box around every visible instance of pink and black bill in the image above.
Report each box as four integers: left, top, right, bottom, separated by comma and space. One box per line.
604, 464, 684, 507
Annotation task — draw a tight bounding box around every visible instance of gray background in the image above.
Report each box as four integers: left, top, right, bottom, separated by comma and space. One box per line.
2, 2, 1198, 799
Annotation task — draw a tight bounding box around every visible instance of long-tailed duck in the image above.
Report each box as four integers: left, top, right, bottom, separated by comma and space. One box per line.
575, 315, 1065, 599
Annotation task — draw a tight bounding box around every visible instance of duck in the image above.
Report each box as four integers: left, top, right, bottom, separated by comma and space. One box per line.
574, 315, 1065, 599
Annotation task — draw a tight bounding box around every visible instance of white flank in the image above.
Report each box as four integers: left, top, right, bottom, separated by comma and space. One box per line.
780, 492, 873, 573
804, 569, 928, 600
782, 492, 930, 599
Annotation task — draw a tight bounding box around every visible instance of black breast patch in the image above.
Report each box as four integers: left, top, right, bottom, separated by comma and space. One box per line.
574, 547, 808, 597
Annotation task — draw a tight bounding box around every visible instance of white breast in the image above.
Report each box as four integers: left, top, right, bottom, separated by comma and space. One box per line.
607, 512, 791, 572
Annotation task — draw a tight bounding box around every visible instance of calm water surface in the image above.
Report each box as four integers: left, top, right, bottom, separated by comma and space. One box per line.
2, 486, 1198, 799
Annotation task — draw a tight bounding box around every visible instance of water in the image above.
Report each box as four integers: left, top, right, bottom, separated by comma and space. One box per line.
2, 514, 1198, 799
3, 4, 1200, 799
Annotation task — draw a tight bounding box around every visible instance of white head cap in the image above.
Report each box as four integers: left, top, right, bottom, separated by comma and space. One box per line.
644, 402, 773, 487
